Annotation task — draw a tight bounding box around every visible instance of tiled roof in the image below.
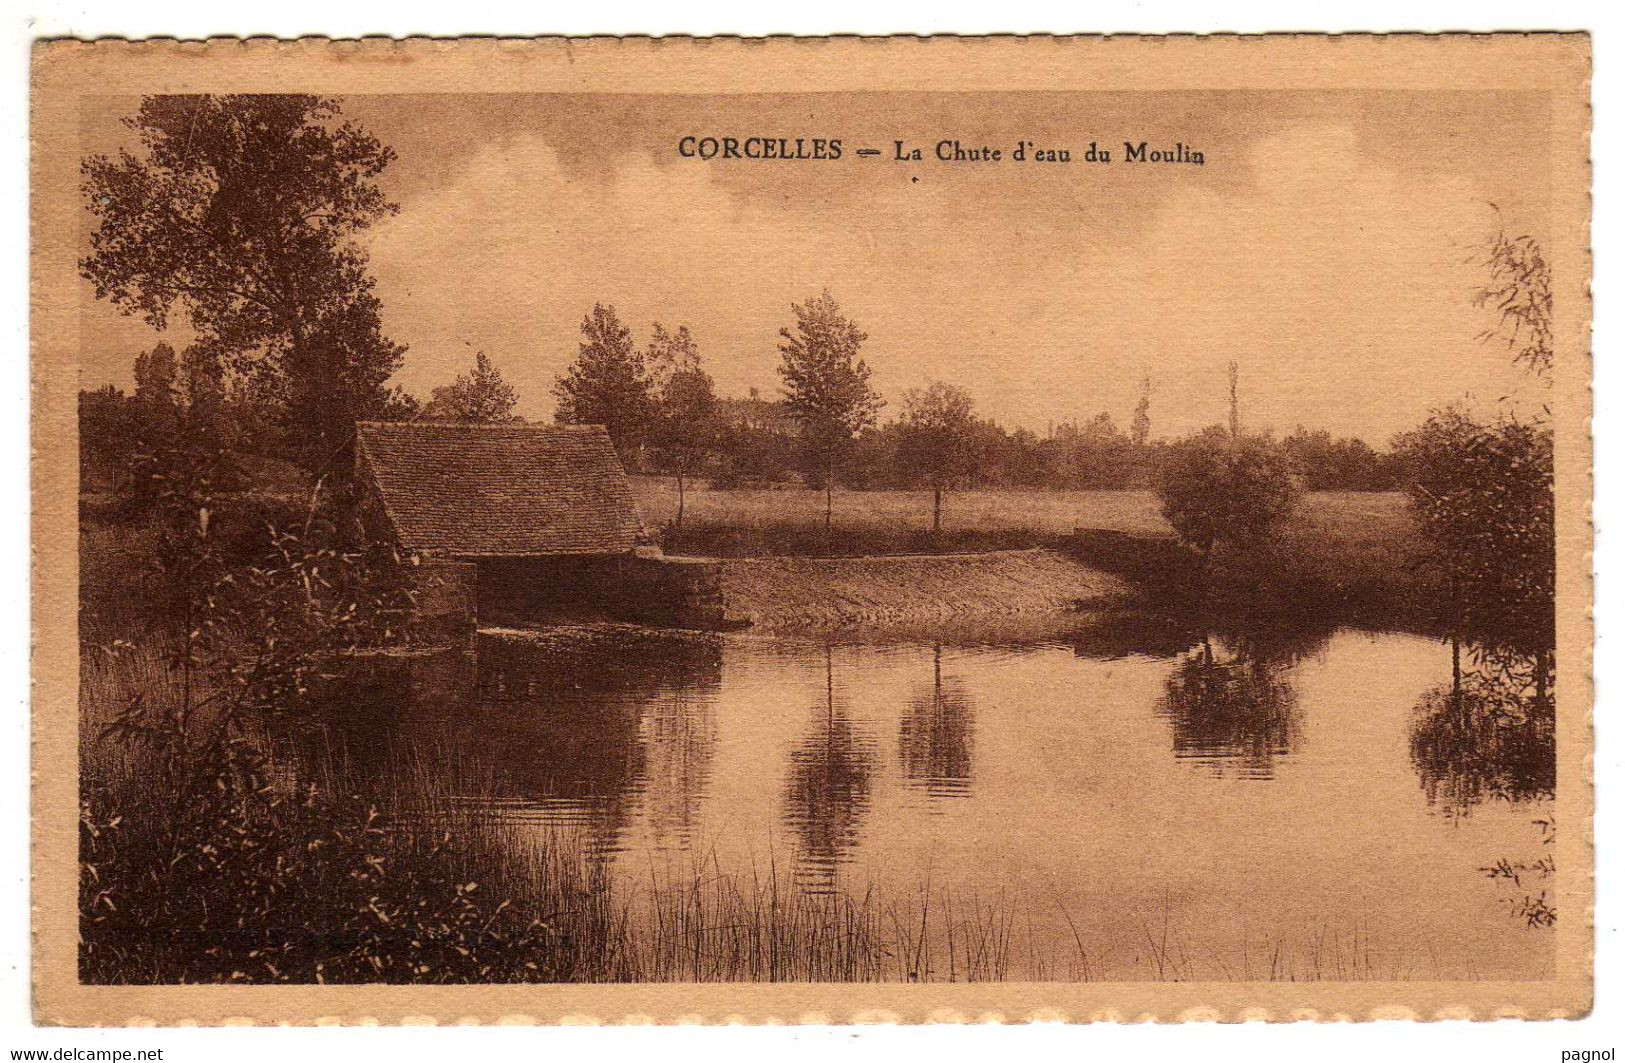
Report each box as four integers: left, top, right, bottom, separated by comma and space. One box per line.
356, 421, 644, 557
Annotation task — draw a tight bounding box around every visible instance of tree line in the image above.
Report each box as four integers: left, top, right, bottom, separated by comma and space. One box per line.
75, 93, 1556, 671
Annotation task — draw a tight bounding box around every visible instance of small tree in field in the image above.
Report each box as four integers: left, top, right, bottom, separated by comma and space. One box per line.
776, 291, 884, 535
553, 303, 655, 468
897, 381, 979, 534
646, 324, 718, 528
1155, 427, 1301, 577
424, 350, 520, 423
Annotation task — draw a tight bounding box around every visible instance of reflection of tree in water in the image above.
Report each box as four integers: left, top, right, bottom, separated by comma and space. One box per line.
782, 645, 877, 892
898, 645, 974, 802
1409, 652, 1554, 816
473, 630, 721, 858
1157, 637, 1303, 779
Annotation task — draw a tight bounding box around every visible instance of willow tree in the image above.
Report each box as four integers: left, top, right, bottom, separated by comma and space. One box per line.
80, 95, 408, 476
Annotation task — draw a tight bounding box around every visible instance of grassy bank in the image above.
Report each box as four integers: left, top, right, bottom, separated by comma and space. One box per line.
634, 480, 1428, 625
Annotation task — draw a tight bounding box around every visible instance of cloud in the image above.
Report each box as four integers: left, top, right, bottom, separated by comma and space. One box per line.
324, 116, 1556, 440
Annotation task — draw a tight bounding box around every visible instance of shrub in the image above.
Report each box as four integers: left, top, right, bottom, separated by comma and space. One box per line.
1155, 427, 1302, 565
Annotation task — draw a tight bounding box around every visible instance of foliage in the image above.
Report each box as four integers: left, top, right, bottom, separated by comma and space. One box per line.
896, 381, 979, 531
79, 721, 590, 984
776, 291, 884, 493
552, 303, 656, 467
897, 382, 979, 489
1130, 376, 1153, 448
1475, 223, 1553, 378
79, 384, 137, 493
645, 325, 719, 524
423, 351, 520, 423
80, 94, 407, 472
1155, 428, 1302, 561
1282, 427, 1399, 491
1391, 406, 1555, 658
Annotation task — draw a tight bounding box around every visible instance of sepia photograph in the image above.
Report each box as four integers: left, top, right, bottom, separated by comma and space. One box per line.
27, 33, 1593, 1024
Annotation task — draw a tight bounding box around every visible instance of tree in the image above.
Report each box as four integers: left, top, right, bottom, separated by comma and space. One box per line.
80, 94, 407, 476
552, 303, 655, 468
79, 384, 135, 492
131, 341, 181, 442
1155, 427, 1301, 575
1226, 361, 1242, 440
645, 325, 718, 527
1130, 375, 1153, 448
1281, 426, 1398, 490
897, 381, 979, 533
423, 351, 520, 423
1392, 406, 1555, 688
776, 291, 885, 534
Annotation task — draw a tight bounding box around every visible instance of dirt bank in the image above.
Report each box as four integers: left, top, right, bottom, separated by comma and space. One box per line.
717, 548, 1132, 629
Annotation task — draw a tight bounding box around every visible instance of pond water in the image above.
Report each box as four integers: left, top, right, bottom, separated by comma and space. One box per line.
312, 616, 1555, 982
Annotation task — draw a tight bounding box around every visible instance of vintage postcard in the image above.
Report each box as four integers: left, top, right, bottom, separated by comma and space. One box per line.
30, 34, 1592, 1024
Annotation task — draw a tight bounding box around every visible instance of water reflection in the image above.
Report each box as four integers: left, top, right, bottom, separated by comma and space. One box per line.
1068, 612, 1200, 661
1409, 654, 1555, 816
276, 619, 1553, 980
1157, 637, 1303, 779
309, 628, 723, 858
782, 645, 878, 891
898, 645, 975, 802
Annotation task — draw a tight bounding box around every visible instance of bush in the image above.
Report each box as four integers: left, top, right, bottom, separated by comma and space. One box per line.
1155, 428, 1302, 564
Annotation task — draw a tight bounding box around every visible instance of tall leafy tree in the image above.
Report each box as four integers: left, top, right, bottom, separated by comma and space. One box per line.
776, 290, 885, 534
80, 94, 407, 476
423, 350, 520, 423
1130, 375, 1153, 448
131, 341, 180, 442
1392, 406, 1554, 688
646, 324, 718, 527
552, 303, 655, 468
897, 380, 979, 533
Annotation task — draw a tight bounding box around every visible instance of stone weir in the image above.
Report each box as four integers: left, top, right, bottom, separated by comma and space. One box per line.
713, 547, 1132, 630
405, 550, 731, 636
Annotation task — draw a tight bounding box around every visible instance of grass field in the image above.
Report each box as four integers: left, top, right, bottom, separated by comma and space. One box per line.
631, 477, 1414, 553
631, 478, 1427, 623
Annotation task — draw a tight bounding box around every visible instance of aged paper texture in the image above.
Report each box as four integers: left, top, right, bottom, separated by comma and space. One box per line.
31, 34, 1592, 1024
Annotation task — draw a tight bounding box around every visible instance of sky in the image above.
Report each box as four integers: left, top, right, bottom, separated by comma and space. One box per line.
76, 89, 1554, 443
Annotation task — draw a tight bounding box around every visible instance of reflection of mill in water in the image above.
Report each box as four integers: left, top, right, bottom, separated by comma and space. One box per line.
781, 644, 878, 893
323, 631, 727, 863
